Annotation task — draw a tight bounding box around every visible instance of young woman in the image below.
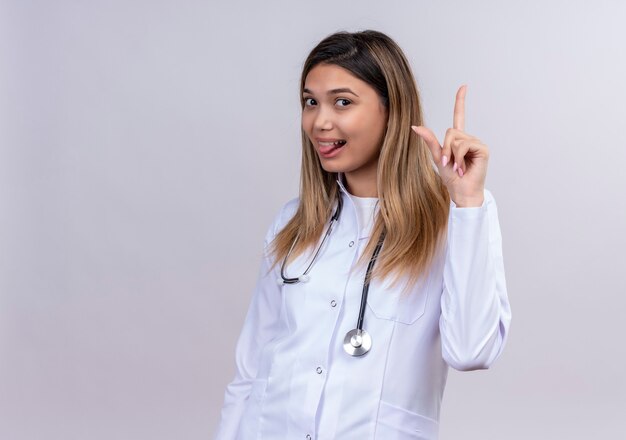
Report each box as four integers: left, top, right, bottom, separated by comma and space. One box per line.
215, 30, 511, 440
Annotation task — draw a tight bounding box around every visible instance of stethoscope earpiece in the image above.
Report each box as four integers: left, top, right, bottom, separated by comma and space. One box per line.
277, 274, 309, 285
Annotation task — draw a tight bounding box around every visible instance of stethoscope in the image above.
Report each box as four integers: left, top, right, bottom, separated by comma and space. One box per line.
277, 191, 386, 357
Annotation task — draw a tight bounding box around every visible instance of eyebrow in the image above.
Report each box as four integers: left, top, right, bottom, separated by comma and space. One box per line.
303, 87, 359, 97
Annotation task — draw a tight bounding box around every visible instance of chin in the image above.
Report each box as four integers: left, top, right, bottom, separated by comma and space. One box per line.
319, 161, 347, 174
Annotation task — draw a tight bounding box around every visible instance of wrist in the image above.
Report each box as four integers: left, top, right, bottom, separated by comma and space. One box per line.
452, 194, 485, 208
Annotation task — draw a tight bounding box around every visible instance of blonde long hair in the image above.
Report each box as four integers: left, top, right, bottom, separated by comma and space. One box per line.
269, 30, 450, 292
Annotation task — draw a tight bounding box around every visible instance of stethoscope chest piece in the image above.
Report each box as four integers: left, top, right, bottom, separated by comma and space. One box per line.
343, 328, 372, 356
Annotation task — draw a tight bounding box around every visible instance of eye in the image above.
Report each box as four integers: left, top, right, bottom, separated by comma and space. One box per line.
336, 98, 351, 107
304, 97, 317, 107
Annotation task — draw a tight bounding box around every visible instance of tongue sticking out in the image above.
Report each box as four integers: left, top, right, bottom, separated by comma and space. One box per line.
319, 140, 346, 154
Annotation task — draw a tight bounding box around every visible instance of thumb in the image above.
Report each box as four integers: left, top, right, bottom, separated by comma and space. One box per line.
411, 125, 442, 165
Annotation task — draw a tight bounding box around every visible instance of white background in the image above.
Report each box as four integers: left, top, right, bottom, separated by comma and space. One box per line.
1, 1, 625, 438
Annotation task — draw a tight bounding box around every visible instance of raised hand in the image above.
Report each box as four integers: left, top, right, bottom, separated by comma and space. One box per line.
411, 85, 488, 207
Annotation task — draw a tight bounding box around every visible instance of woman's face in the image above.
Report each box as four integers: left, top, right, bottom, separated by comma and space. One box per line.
302, 64, 388, 185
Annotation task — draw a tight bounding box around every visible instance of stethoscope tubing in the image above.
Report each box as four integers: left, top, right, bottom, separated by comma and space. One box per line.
279, 195, 343, 285
356, 230, 386, 331
278, 187, 385, 356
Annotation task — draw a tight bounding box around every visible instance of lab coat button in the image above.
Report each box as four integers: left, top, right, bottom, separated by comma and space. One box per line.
316, 366, 323, 374
349, 241, 355, 247
306, 435, 312, 440
330, 300, 337, 308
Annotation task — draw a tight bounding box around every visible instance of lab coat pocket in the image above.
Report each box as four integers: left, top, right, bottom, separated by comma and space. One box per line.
375, 400, 439, 440
238, 379, 268, 438
366, 274, 430, 325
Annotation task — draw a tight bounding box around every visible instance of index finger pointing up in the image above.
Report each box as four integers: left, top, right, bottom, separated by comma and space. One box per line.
453, 84, 467, 131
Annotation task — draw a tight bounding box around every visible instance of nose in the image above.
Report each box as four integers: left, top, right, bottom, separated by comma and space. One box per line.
312, 105, 333, 131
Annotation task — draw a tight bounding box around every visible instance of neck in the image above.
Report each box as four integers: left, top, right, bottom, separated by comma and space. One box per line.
343, 167, 378, 198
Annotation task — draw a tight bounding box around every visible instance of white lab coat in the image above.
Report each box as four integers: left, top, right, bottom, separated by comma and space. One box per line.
214, 172, 511, 440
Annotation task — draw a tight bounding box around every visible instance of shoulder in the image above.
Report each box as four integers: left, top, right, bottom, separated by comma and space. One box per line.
266, 196, 300, 239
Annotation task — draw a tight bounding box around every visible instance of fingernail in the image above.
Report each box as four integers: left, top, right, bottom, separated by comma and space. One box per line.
442, 155, 448, 167
453, 162, 457, 172
458, 167, 464, 177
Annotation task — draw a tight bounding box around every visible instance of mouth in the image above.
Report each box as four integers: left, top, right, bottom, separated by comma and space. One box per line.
317, 139, 347, 155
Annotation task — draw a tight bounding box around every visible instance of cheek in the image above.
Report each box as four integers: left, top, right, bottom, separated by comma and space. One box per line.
301, 112, 314, 135
341, 113, 369, 138
344, 111, 385, 143
365, 110, 387, 143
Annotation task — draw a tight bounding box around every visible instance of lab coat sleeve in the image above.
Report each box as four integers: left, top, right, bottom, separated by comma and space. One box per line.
439, 188, 512, 371
213, 205, 287, 439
